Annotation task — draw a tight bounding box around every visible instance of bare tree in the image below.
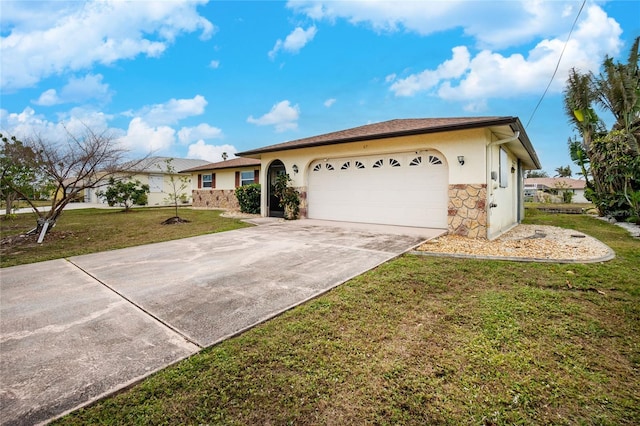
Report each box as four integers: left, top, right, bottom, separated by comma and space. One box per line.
6, 126, 144, 242
161, 158, 191, 224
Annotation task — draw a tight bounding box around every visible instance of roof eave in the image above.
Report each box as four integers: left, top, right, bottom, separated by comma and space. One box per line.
237, 117, 520, 157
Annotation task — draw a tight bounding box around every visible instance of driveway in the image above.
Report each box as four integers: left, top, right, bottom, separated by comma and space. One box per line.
0, 220, 444, 425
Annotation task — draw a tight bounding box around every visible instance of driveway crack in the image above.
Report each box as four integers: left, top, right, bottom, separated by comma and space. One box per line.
66, 258, 203, 349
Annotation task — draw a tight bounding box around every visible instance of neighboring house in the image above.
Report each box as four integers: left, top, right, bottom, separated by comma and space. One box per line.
85, 157, 209, 206
181, 157, 262, 210
524, 177, 588, 203
237, 117, 541, 239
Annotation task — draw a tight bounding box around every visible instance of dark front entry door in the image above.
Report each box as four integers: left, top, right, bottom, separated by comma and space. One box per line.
268, 160, 286, 217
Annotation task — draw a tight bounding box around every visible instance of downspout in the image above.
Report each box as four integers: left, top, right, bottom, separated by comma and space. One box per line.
486, 130, 521, 238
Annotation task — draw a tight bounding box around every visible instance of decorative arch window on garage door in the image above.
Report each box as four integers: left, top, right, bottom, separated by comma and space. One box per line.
311, 153, 443, 173
307, 151, 448, 228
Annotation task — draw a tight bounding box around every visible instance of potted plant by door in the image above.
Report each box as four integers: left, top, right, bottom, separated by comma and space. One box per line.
273, 174, 300, 220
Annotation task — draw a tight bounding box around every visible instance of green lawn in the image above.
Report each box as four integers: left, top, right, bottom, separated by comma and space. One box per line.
50, 212, 639, 425
0, 207, 251, 267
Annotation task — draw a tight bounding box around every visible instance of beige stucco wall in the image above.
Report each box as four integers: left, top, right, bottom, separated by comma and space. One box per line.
258, 128, 488, 191
86, 172, 194, 206
485, 141, 520, 239
135, 173, 194, 206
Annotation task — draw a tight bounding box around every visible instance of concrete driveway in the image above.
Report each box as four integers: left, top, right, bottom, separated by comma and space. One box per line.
0, 219, 443, 425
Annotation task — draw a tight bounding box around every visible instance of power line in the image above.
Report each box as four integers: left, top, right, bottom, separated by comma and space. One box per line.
525, 0, 587, 129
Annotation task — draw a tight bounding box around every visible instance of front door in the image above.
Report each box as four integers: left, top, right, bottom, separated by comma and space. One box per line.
267, 160, 286, 217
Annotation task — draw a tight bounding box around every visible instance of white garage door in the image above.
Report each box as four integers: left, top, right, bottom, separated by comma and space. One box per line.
307, 152, 448, 228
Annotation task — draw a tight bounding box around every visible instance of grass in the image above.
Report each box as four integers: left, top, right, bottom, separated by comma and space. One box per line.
525, 202, 595, 211
0, 207, 250, 267
50, 212, 639, 425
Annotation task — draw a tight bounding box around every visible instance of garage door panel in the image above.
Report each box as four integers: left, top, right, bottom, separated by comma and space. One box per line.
308, 152, 448, 228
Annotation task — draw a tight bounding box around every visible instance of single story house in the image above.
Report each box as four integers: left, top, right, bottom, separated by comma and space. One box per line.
85, 156, 209, 206
524, 177, 588, 203
181, 157, 262, 210
236, 117, 541, 239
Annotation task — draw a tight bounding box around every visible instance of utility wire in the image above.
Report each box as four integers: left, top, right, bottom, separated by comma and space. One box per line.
525, 0, 587, 129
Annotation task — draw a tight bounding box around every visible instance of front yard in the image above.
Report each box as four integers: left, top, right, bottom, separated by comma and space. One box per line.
0, 208, 250, 267
48, 212, 639, 425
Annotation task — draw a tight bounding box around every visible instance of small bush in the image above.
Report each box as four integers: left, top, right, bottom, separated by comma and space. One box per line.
235, 183, 261, 214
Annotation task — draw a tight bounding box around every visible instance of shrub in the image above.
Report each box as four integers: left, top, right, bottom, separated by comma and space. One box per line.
273, 174, 300, 220
235, 183, 261, 214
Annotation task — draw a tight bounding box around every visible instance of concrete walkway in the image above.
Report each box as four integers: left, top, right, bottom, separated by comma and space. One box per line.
0, 219, 444, 425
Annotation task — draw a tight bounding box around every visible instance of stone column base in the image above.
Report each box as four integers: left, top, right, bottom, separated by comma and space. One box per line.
448, 184, 487, 239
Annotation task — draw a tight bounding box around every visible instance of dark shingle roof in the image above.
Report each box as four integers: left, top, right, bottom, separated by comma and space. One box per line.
180, 157, 261, 173
238, 117, 517, 155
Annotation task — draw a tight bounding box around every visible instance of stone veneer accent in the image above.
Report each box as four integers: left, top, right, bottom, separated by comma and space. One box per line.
448, 184, 487, 239
192, 189, 240, 210
296, 187, 308, 218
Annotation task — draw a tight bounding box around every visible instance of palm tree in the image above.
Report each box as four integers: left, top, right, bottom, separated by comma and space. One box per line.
563, 37, 640, 217
592, 36, 640, 152
554, 165, 572, 178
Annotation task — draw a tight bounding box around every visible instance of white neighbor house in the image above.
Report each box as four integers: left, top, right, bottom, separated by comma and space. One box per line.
237, 117, 541, 240
85, 157, 209, 206
524, 177, 588, 203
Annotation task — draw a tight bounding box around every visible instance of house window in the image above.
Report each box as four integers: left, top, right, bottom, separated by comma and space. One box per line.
341, 161, 350, 170
373, 159, 384, 168
202, 174, 213, 188
313, 164, 322, 171
326, 163, 335, 170
410, 156, 422, 166
499, 148, 509, 188
240, 171, 255, 186
355, 161, 365, 169
149, 174, 163, 193
389, 158, 401, 167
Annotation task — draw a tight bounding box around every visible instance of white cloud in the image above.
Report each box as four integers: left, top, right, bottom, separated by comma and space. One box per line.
269, 26, 317, 59
137, 95, 208, 126
34, 89, 60, 106
390, 46, 470, 96
117, 117, 175, 154
287, 1, 588, 49
387, 5, 622, 108
34, 73, 112, 106
324, 98, 336, 107
187, 140, 238, 162
247, 100, 300, 132
1, 0, 215, 90
0, 106, 113, 141
177, 123, 223, 144
209, 60, 220, 69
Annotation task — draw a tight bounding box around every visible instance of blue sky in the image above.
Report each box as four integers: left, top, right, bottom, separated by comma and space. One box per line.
1, 1, 639, 175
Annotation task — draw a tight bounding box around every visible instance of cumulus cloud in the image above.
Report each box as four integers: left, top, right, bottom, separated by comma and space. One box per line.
187, 140, 238, 162
287, 0, 588, 49
116, 117, 175, 154
0, 106, 113, 141
247, 100, 300, 132
34, 89, 61, 107
387, 5, 622, 109
209, 60, 220, 69
177, 123, 224, 144
390, 46, 470, 96
34, 73, 112, 106
269, 26, 317, 59
1, 0, 215, 90
134, 95, 208, 127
